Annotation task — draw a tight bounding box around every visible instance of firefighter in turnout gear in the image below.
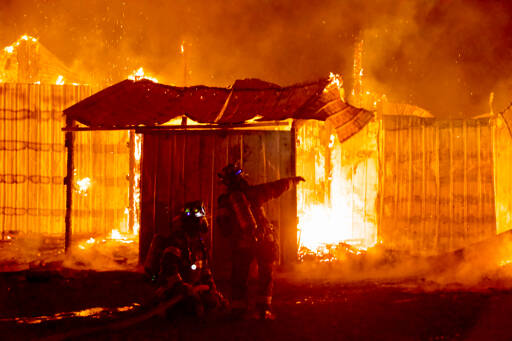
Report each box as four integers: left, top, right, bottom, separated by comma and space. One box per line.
144, 201, 226, 318
217, 164, 305, 320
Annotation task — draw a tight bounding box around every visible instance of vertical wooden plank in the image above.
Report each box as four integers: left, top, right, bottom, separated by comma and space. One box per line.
421, 121, 426, 252
466, 121, 478, 244
451, 120, 464, 249
263, 131, 281, 255
183, 134, 202, 204
0, 84, 5, 238
477, 123, 482, 242
212, 131, 231, 279
448, 120, 454, 250
463, 121, 468, 242
479, 121, 496, 239
170, 133, 185, 227
438, 121, 451, 252
20, 84, 29, 234
279, 130, 295, 266
139, 134, 157, 263
377, 117, 386, 244
434, 123, 440, 251
196, 134, 215, 254
392, 117, 400, 248
155, 133, 173, 235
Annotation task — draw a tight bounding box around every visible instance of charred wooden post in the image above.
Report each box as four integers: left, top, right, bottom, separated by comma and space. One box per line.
64, 117, 76, 253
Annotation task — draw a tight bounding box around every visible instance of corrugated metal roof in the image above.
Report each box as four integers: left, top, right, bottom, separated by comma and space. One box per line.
64, 77, 374, 142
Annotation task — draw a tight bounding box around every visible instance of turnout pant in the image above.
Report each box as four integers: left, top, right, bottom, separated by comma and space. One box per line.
231, 240, 276, 312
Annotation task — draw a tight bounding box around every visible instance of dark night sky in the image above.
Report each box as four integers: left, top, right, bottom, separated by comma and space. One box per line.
1, 0, 512, 117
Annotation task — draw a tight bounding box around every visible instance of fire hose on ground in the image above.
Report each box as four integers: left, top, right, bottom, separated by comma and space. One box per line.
41, 284, 211, 341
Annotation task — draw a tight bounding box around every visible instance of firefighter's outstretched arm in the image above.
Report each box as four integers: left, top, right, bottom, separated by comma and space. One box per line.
250, 176, 305, 204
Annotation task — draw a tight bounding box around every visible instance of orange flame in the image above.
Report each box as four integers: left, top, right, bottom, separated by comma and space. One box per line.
132, 133, 141, 235
55, 75, 65, 85
128, 67, 158, 83
75, 177, 91, 196
2, 35, 38, 55
323, 72, 345, 100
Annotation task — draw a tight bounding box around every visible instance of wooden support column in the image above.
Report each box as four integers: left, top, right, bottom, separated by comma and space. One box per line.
64, 117, 76, 253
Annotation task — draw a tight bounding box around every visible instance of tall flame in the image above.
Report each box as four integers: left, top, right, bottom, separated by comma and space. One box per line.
128, 67, 158, 83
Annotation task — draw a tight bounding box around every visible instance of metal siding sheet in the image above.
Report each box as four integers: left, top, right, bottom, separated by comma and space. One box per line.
139, 130, 295, 275
494, 115, 512, 235
380, 116, 496, 254
0, 84, 102, 237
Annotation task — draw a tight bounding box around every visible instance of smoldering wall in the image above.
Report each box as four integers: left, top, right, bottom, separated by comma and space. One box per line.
1, 0, 512, 117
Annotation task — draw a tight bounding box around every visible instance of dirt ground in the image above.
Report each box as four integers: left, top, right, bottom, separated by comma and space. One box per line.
2, 264, 512, 341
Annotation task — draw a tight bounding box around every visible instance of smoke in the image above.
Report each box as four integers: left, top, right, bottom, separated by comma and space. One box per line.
293, 231, 512, 290
1, 0, 512, 115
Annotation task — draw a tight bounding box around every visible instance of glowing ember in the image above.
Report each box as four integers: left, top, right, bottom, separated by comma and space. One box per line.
0, 303, 141, 324
128, 67, 158, 83
76, 177, 91, 196
86, 237, 95, 244
4, 45, 14, 54
180, 42, 185, 54
55, 75, 65, 85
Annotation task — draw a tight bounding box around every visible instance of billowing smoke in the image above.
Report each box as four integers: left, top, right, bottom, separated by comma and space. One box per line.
1, 0, 511, 115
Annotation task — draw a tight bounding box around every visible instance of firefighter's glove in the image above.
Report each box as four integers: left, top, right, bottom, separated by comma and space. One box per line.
293, 176, 306, 183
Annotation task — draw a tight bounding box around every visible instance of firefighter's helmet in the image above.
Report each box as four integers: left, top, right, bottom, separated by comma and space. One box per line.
182, 200, 208, 235
218, 163, 246, 188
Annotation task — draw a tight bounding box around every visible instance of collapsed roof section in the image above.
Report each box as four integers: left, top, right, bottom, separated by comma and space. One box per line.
64, 77, 374, 143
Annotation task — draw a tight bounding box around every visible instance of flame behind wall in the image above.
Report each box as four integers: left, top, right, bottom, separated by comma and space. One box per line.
296, 119, 379, 257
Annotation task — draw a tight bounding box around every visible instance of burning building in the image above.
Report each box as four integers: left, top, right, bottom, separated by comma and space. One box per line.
3, 34, 511, 271
62, 70, 512, 273
62, 75, 373, 273
0, 36, 136, 267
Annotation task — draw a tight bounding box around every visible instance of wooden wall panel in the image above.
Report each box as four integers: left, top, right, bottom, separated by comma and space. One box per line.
494, 115, 512, 235
0, 83, 97, 237
380, 116, 496, 254
140, 130, 295, 275
295, 119, 378, 250
72, 130, 130, 236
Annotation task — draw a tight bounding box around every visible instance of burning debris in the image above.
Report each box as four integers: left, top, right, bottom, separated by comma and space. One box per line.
0, 229, 139, 272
